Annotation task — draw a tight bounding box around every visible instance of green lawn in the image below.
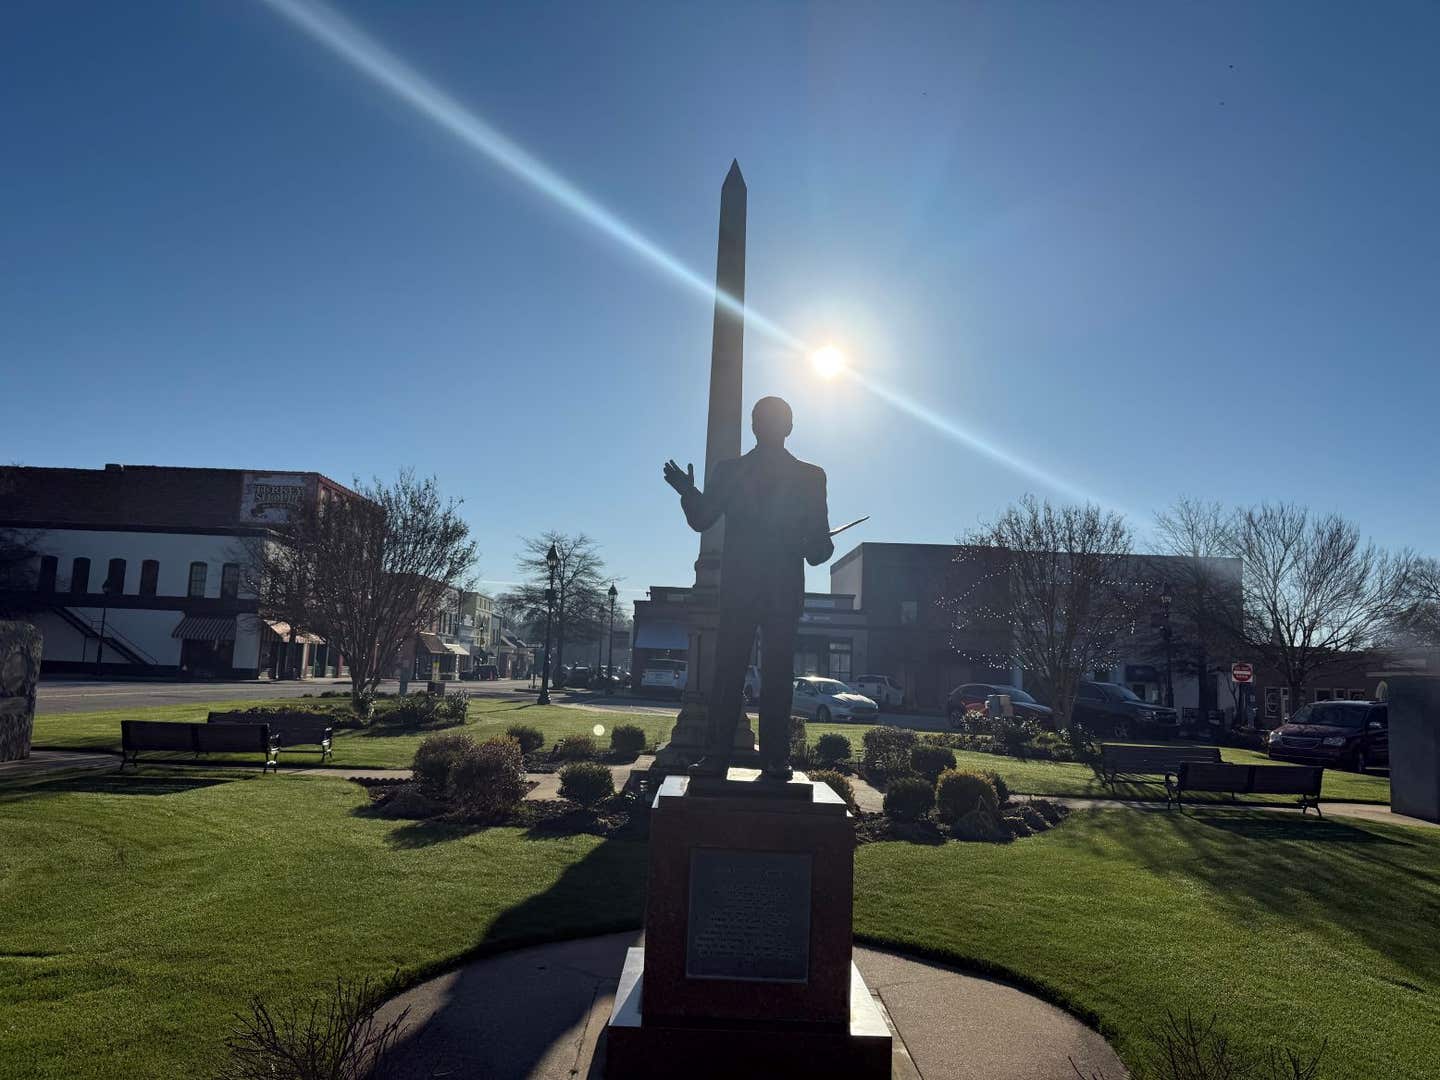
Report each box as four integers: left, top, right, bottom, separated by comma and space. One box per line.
805, 721, 1392, 804
1, 770, 1435, 1078
30, 696, 674, 770
856, 809, 1440, 1079
33, 700, 1390, 804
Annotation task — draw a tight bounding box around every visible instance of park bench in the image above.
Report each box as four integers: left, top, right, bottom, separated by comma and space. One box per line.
120, 720, 277, 773
208, 712, 333, 762
1169, 761, 1324, 815
1099, 743, 1222, 787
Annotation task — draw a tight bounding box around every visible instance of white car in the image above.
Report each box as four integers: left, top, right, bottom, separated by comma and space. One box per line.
640, 659, 687, 696
850, 674, 904, 708
791, 676, 880, 724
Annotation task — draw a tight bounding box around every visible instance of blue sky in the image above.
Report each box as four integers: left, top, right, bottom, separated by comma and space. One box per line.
5, 1, 1439, 601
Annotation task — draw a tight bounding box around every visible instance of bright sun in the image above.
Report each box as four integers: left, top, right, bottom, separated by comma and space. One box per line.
811, 344, 847, 379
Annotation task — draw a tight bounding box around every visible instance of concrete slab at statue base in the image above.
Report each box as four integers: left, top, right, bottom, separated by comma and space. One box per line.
605, 946, 893, 1079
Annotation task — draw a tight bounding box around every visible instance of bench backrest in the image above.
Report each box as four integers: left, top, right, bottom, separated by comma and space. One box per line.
1101, 744, 1222, 772
122, 720, 198, 752
1179, 761, 1323, 796
122, 720, 271, 754
195, 722, 271, 753
209, 713, 331, 746
1246, 764, 1324, 796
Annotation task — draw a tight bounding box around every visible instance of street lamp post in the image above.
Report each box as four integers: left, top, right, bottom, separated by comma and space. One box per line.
605, 582, 617, 696
538, 543, 558, 705
94, 577, 115, 678
1160, 592, 1174, 709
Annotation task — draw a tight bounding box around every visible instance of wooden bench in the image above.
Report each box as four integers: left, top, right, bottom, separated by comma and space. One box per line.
120, 720, 277, 773
208, 712, 333, 763
1099, 743, 1222, 787
1170, 762, 1324, 815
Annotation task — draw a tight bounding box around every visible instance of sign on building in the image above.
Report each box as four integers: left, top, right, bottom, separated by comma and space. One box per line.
239, 473, 310, 523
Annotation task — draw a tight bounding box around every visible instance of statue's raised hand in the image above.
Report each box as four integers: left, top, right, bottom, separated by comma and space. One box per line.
663, 459, 696, 496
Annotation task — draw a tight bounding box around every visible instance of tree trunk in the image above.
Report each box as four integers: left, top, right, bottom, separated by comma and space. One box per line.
0, 621, 42, 762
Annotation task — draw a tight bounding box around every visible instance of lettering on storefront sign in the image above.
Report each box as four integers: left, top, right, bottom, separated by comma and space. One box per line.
240, 474, 308, 523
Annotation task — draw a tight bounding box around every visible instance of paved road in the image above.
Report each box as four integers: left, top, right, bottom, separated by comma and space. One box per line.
33, 677, 545, 715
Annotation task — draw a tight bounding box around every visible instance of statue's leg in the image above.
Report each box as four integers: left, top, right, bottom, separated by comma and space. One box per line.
704, 608, 754, 761
757, 612, 799, 766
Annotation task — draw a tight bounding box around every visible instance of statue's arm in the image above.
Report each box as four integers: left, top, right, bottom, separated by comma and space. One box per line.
803, 468, 836, 567
664, 458, 726, 533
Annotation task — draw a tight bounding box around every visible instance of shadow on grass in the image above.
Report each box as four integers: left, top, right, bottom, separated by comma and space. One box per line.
0, 767, 252, 804
1087, 806, 1440, 984
373, 836, 646, 1080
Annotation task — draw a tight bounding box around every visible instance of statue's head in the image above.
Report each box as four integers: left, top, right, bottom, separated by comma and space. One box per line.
752, 396, 793, 448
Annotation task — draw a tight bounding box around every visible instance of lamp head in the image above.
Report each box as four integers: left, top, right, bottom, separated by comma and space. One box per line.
546, 543, 559, 570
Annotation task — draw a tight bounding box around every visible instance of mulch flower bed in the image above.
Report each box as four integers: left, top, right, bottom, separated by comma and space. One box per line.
356, 778, 644, 838
853, 797, 1070, 845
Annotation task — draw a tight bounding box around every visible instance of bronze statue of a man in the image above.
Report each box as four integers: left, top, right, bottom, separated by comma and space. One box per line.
664, 396, 834, 781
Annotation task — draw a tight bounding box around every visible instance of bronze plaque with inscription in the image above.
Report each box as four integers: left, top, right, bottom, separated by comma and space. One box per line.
685, 849, 811, 982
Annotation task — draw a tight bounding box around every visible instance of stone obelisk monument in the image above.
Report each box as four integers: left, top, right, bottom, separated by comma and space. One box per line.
654, 160, 757, 770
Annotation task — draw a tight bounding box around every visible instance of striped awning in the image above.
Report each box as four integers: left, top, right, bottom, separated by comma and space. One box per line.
172, 616, 237, 641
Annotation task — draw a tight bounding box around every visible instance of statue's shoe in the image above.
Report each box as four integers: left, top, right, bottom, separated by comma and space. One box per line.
758, 761, 794, 783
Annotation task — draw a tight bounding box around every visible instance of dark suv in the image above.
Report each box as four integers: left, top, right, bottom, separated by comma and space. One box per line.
1070, 681, 1179, 739
1267, 700, 1388, 773
946, 683, 1054, 729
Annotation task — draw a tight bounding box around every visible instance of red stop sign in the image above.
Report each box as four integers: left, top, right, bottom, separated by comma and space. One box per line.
1231, 662, 1254, 683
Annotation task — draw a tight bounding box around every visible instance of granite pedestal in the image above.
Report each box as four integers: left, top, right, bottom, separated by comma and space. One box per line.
604, 770, 892, 1078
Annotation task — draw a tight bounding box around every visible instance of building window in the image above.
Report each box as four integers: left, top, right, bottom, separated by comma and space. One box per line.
220, 563, 240, 599
899, 599, 918, 625
828, 641, 853, 680
139, 560, 159, 596
105, 558, 127, 594
38, 556, 58, 592
70, 557, 91, 594
188, 562, 208, 598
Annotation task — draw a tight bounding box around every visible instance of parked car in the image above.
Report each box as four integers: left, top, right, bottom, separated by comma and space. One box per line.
744, 665, 762, 703
463, 663, 499, 681
1268, 700, 1388, 772
640, 659, 688, 697
945, 683, 1054, 729
1070, 681, 1179, 739
791, 676, 879, 724
850, 674, 904, 708
566, 665, 592, 688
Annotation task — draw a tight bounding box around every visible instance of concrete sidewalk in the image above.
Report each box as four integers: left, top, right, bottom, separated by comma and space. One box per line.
374, 931, 1125, 1080
1032, 793, 1439, 830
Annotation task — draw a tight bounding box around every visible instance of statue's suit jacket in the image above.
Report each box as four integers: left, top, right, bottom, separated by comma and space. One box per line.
681, 446, 834, 617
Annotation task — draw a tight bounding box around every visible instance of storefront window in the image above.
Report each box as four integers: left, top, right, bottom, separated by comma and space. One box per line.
828, 642, 853, 680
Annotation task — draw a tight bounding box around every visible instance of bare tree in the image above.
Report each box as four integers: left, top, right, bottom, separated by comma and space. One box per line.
952, 496, 1138, 729
1149, 498, 1246, 717
244, 472, 477, 716
1228, 503, 1412, 707
1390, 556, 1440, 647
499, 533, 607, 676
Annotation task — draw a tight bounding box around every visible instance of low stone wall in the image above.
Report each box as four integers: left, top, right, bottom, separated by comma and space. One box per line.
0, 621, 43, 762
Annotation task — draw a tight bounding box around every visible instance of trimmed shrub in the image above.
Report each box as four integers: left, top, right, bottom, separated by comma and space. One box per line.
505, 723, 545, 755
448, 736, 525, 819
883, 776, 935, 822
981, 768, 1011, 804
862, 726, 918, 779
379, 692, 466, 729
910, 743, 957, 783
815, 732, 852, 765
610, 724, 647, 755
556, 734, 597, 761
412, 732, 476, 796
375, 785, 444, 820
789, 715, 813, 767
809, 768, 857, 810
951, 805, 1007, 842
934, 768, 999, 825
558, 761, 615, 807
